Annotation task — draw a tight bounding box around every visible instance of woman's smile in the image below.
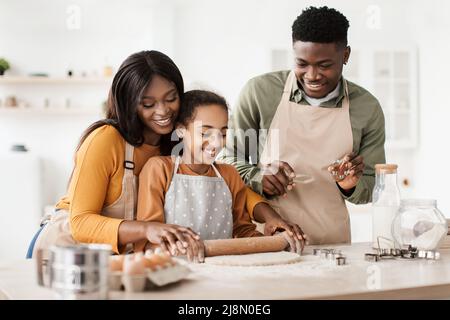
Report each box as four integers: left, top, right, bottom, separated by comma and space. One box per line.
152, 116, 173, 127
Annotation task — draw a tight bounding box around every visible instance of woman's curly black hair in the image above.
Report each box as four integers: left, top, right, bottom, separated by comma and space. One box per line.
292, 6, 349, 48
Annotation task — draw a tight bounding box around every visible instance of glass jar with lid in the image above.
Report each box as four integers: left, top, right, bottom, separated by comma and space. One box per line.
392, 199, 447, 251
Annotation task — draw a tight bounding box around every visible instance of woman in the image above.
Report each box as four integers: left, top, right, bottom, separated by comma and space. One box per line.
27, 50, 305, 260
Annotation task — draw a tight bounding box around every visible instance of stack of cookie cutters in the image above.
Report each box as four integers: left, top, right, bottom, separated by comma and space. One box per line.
313, 248, 347, 266
364, 236, 441, 262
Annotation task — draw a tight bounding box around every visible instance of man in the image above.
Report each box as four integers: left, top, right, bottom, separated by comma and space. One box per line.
220, 6, 386, 244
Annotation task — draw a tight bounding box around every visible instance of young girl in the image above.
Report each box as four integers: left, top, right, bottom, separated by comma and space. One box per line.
137, 90, 306, 262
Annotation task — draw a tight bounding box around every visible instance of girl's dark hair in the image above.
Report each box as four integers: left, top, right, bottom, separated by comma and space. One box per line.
76, 50, 184, 155
178, 90, 228, 126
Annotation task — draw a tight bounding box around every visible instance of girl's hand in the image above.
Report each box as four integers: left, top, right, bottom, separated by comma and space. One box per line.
253, 202, 307, 254
265, 217, 307, 254
144, 222, 200, 256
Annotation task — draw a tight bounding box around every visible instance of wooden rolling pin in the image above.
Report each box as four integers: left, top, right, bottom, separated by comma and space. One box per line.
203, 235, 289, 257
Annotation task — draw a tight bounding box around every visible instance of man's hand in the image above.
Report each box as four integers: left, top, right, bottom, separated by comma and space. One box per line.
261, 161, 296, 197
328, 152, 365, 192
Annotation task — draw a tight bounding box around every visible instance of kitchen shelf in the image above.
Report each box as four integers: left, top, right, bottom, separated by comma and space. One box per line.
0, 107, 103, 116
374, 78, 410, 84
0, 76, 112, 85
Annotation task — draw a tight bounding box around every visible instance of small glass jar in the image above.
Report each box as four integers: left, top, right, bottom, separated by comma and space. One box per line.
392, 199, 447, 251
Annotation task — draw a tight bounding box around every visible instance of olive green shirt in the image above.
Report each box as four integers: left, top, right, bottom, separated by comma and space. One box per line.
219, 70, 386, 204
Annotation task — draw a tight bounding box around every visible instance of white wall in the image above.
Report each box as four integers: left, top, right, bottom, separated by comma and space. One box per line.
0, 0, 172, 77
0, 0, 449, 248
0, 0, 174, 206
408, 2, 450, 213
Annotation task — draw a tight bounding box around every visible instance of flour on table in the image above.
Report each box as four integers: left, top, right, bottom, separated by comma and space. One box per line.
204, 251, 302, 266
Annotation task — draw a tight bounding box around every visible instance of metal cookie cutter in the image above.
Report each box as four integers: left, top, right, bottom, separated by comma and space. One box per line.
330, 160, 341, 177
328, 250, 343, 260
367, 236, 403, 261
418, 250, 440, 260
320, 249, 330, 259
336, 256, 346, 266
314, 248, 347, 266
330, 159, 350, 181
368, 239, 442, 261
365, 253, 380, 262
400, 246, 419, 259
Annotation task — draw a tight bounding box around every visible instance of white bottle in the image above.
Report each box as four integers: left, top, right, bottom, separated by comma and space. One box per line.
372, 164, 401, 249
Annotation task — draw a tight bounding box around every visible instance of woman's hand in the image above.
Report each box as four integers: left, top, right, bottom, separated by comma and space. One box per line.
183, 236, 205, 263
161, 232, 205, 263
144, 222, 200, 256
253, 202, 307, 254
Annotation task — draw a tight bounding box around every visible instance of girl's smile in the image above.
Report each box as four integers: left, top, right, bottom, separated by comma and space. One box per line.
179, 104, 228, 167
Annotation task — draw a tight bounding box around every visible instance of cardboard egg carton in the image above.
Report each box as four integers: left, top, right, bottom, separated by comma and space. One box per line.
108, 253, 191, 292
146, 263, 190, 287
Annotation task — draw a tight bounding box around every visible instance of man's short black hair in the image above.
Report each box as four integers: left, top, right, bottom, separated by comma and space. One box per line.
292, 6, 349, 48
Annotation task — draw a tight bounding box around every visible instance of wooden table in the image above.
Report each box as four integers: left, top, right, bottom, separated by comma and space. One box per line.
1, 243, 450, 299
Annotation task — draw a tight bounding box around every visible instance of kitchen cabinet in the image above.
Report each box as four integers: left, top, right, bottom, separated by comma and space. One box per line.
344, 45, 419, 149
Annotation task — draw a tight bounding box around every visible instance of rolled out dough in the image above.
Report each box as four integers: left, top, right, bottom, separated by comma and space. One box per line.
204, 251, 302, 266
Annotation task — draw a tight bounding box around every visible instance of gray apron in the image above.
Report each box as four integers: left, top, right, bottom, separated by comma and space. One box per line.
164, 157, 233, 240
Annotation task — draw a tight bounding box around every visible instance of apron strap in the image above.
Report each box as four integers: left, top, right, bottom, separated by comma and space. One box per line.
173, 156, 181, 175
123, 142, 136, 253
124, 142, 135, 172
210, 162, 223, 178
123, 143, 135, 221
282, 71, 297, 102
174, 156, 223, 178
341, 78, 350, 111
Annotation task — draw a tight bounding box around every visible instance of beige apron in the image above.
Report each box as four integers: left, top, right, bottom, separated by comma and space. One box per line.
259, 71, 353, 245
33, 142, 137, 256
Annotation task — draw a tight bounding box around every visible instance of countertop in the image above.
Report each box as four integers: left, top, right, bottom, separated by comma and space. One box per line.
1, 242, 450, 300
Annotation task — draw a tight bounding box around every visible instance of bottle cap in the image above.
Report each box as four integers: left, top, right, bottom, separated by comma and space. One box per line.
375, 164, 398, 174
